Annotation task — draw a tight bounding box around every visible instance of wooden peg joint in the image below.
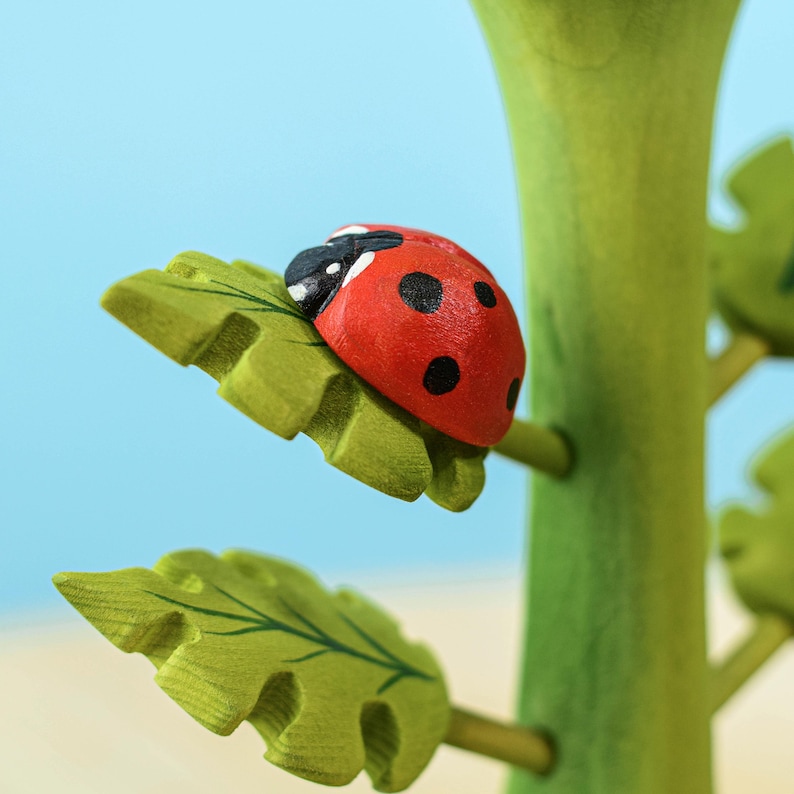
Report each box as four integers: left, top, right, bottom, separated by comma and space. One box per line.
444, 706, 555, 775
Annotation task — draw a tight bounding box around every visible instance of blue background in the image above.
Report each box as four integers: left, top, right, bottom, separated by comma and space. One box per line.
2, 1, 793, 615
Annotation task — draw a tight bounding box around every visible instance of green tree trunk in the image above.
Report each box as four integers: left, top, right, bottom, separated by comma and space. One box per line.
469, 3, 741, 792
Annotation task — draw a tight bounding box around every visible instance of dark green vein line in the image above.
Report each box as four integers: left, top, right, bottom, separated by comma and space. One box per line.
144, 588, 435, 686
159, 280, 310, 323
339, 612, 414, 669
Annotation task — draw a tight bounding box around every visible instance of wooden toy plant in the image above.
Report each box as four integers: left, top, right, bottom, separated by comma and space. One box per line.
54, 3, 794, 793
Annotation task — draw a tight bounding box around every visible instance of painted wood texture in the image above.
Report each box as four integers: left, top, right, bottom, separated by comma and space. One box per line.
101, 252, 486, 511
719, 430, 794, 620
285, 225, 526, 447
470, 2, 740, 792
711, 138, 794, 356
53, 549, 449, 792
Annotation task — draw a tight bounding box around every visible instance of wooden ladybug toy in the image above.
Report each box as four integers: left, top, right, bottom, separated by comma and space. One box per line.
285, 224, 525, 447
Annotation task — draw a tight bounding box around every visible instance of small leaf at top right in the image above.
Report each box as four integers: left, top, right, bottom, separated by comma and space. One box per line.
719, 429, 794, 621
710, 137, 794, 356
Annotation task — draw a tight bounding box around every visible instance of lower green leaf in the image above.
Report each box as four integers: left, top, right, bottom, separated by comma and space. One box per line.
53, 549, 450, 792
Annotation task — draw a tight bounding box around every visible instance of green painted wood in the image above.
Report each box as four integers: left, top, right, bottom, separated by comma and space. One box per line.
719, 430, 794, 620
53, 549, 449, 792
710, 614, 792, 713
711, 138, 794, 356
101, 252, 486, 511
468, 2, 741, 792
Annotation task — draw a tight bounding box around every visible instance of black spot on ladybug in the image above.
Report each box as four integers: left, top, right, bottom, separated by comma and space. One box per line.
474, 281, 497, 308
399, 272, 443, 314
423, 356, 460, 395
506, 378, 521, 411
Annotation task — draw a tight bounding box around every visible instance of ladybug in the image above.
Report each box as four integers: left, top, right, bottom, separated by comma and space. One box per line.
285, 224, 525, 447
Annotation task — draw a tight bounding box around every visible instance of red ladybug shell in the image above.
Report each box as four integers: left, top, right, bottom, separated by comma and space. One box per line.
286, 225, 525, 447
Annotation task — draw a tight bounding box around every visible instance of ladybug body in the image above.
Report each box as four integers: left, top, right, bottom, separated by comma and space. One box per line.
285, 225, 525, 447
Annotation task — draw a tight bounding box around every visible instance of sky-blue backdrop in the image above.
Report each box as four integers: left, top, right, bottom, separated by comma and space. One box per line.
2, 1, 793, 615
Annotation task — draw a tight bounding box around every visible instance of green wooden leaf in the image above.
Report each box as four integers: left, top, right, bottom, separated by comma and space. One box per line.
719, 430, 794, 621
710, 137, 794, 355
101, 252, 486, 510
53, 549, 449, 792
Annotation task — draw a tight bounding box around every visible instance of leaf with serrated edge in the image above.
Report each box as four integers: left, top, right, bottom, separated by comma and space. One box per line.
719, 430, 794, 620
100, 252, 487, 510
53, 549, 449, 792
710, 137, 794, 355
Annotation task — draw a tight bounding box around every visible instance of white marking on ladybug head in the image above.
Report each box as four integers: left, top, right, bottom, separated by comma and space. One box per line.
330, 225, 369, 239
288, 283, 308, 302
325, 262, 341, 275
342, 251, 375, 287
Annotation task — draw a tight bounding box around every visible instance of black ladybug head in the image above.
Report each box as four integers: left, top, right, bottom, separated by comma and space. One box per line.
285, 229, 403, 320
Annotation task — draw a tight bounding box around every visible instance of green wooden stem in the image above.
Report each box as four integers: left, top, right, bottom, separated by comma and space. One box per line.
708, 332, 770, 405
710, 614, 793, 712
493, 419, 572, 476
469, 3, 741, 793
445, 707, 554, 775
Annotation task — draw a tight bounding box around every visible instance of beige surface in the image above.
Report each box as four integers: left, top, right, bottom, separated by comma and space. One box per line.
1, 567, 792, 793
